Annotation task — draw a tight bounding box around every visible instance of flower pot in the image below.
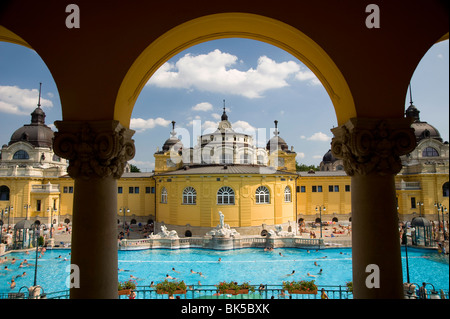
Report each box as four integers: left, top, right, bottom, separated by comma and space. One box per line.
288, 290, 318, 294
223, 289, 249, 295
157, 289, 186, 295
118, 289, 132, 296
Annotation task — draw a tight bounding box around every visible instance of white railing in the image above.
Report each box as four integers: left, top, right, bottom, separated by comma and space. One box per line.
118, 236, 334, 251
31, 184, 60, 193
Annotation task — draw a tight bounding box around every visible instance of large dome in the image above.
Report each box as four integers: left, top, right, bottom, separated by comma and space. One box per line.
406, 103, 442, 143
9, 106, 54, 148
322, 149, 338, 163
266, 120, 289, 152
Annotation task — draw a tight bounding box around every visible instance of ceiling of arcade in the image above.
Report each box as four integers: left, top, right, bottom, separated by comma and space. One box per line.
0, 0, 448, 128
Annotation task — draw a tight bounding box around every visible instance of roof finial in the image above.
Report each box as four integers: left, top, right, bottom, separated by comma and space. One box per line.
37, 82, 42, 108
274, 120, 279, 136
170, 120, 176, 138
221, 100, 228, 121
409, 83, 413, 105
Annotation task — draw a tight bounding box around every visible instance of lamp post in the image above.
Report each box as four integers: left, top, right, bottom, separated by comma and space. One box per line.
402, 224, 411, 283
417, 201, 424, 217
119, 207, 130, 233
0, 209, 4, 243
315, 205, 326, 238
33, 222, 40, 287
24, 204, 31, 220
5, 206, 13, 229
434, 202, 447, 241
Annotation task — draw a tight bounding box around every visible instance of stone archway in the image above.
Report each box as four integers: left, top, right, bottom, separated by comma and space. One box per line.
114, 13, 355, 128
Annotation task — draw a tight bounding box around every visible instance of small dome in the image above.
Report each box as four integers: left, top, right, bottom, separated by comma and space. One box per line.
162, 121, 183, 152
322, 149, 338, 163
411, 216, 431, 227
266, 135, 288, 152
9, 107, 54, 148
266, 120, 288, 152
14, 219, 35, 230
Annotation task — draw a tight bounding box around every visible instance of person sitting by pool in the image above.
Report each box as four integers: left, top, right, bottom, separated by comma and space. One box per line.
321, 288, 329, 299
258, 284, 266, 292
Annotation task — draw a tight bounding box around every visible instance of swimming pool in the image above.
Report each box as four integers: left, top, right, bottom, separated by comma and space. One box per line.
0, 247, 448, 296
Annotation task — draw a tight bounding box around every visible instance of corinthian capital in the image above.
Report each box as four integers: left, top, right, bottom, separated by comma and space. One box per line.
53, 120, 135, 179
331, 118, 416, 176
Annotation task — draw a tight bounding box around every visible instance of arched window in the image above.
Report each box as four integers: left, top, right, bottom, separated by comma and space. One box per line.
443, 182, 449, 197
217, 186, 235, 205
182, 187, 196, 205
284, 186, 292, 202
161, 187, 168, 204
255, 186, 270, 204
0, 185, 10, 201
13, 150, 29, 160
422, 147, 439, 157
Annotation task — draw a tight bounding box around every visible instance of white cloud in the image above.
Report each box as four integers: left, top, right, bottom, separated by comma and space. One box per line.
130, 117, 171, 133
211, 113, 221, 120
0, 85, 53, 115
129, 160, 155, 171
295, 66, 321, 86
192, 102, 213, 112
296, 152, 306, 159
147, 50, 305, 98
306, 132, 331, 142
313, 155, 323, 159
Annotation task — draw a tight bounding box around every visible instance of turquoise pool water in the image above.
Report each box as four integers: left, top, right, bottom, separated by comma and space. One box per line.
0, 247, 448, 294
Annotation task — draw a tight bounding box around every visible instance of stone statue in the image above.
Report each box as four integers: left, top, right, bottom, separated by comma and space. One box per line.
268, 224, 295, 237
149, 225, 179, 239
206, 211, 240, 238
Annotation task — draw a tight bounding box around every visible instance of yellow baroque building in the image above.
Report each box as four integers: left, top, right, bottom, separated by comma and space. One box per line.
0, 104, 448, 237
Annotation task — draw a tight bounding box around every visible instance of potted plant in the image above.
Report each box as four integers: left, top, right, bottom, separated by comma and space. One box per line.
118, 279, 137, 295
282, 280, 318, 294
156, 279, 187, 296
216, 281, 255, 295
346, 281, 353, 293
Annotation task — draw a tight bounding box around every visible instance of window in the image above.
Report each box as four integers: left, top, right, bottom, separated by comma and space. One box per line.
118, 187, 123, 194
52, 154, 61, 162
312, 186, 322, 193
64, 186, 74, 193
129, 187, 139, 194
329, 185, 334, 192
13, 150, 29, 160
0, 185, 10, 201
334, 185, 339, 192
422, 147, 439, 157
255, 186, 270, 204
146, 187, 151, 194
411, 197, 416, 209
217, 186, 235, 205
182, 187, 196, 205
161, 187, 168, 204
345, 185, 351, 192
284, 186, 292, 202
443, 182, 449, 197
36, 200, 41, 212
301, 186, 306, 193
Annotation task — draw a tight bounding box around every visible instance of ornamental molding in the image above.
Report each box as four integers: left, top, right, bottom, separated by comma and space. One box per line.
331, 118, 416, 176
53, 120, 135, 179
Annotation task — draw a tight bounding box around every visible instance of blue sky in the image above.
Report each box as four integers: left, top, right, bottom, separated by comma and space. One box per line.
0, 38, 448, 171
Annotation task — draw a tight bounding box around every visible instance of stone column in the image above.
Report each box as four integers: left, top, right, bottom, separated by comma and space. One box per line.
53, 120, 135, 299
331, 118, 416, 299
